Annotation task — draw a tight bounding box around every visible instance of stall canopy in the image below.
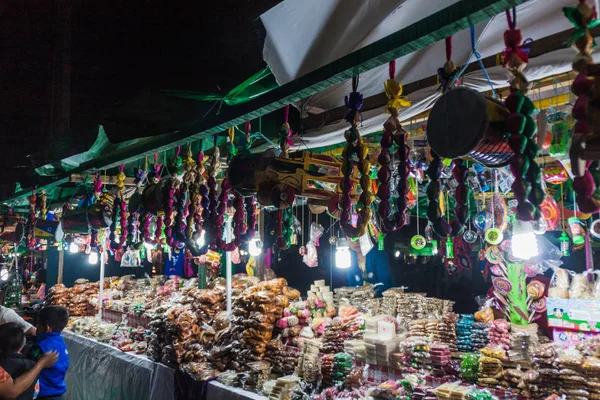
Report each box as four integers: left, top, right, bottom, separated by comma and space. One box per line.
260, 0, 582, 149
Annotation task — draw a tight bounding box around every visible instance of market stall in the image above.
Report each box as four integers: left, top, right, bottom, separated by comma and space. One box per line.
4, 1, 600, 400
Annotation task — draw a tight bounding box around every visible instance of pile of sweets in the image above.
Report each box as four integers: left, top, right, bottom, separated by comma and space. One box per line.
408, 319, 428, 337
437, 312, 458, 351
268, 376, 301, 400
411, 386, 437, 400
487, 319, 510, 351
320, 353, 335, 387
557, 347, 588, 400
426, 319, 441, 342
508, 324, 538, 363
396, 338, 429, 371
527, 343, 560, 398
295, 338, 322, 386
181, 361, 220, 382
456, 314, 475, 352
498, 367, 526, 395
331, 352, 353, 386
470, 322, 489, 350
434, 382, 473, 399
459, 352, 480, 383
146, 303, 178, 366
477, 347, 505, 388
243, 361, 272, 392
68, 316, 115, 342
263, 339, 299, 376
429, 343, 452, 377
380, 287, 405, 316
47, 282, 101, 316
344, 339, 366, 362
334, 283, 377, 310
582, 356, 600, 400
307, 280, 335, 308
179, 286, 225, 324
109, 326, 148, 353
363, 315, 399, 367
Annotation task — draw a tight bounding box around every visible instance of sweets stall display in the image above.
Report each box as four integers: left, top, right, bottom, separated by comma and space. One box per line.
7, 1, 600, 400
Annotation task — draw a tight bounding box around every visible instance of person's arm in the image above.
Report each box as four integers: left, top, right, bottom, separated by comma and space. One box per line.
24, 326, 36, 337
0, 308, 34, 336
0, 352, 57, 398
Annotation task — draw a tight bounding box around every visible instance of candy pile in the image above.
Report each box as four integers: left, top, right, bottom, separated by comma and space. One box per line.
470, 322, 488, 350
583, 356, 600, 400
528, 343, 560, 398
180, 287, 225, 325
380, 288, 405, 316
48, 282, 100, 317
435, 382, 472, 399
412, 386, 437, 400
426, 319, 440, 342
437, 313, 458, 351
295, 339, 322, 386
478, 347, 505, 388
321, 321, 348, 355
244, 361, 272, 392
429, 343, 452, 378
409, 319, 428, 338
321, 354, 335, 387
456, 314, 474, 352
334, 283, 376, 310
146, 304, 180, 367
498, 368, 525, 394
557, 348, 588, 399
459, 353, 480, 383
488, 319, 510, 352
332, 353, 353, 386
264, 339, 299, 376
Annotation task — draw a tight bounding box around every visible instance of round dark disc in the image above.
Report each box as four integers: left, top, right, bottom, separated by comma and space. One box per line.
427, 87, 489, 159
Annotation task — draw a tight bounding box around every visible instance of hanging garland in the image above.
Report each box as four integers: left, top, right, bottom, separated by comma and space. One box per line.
205, 145, 221, 250
187, 150, 209, 256
504, 8, 544, 221
165, 148, 181, 248
426, 36, 470, 238
565, 1, 600, 212
340, 76, 374, 238
117, 165, 128, 249
377, 60, 412, 231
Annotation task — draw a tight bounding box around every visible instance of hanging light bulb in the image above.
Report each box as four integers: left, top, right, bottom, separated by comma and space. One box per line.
88, 251, 99, 264
335, 237, 352, 269
196, 230, 206, 247
69, 242, 79, 254
248, 234, 262, 256
511, 219, 539, 260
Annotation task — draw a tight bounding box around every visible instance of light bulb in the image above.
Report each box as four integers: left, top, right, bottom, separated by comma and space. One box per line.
196, 230, 206, 247
335, 237, 351, 269
248, 236, 262, 256
511, 220, 539, 260
0, 269, 8, 281
88, 252, 99, 264
394, 250, 401, 258
69, 242, 79, 253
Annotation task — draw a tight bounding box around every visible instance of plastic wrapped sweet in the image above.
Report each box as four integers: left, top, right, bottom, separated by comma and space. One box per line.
569, 272, 593, 299
303, 223, 324, 268
548, 267, 571, 298
459, 353, 480, 383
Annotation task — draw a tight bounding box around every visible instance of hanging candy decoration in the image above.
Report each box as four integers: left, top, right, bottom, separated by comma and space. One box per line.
279, 105, 295, 158
205, 143, 221, 250
117, 165, 128, 249
377, 60, 412, 231
340, 76, 373, 238
165, 148, 182, 248
40, 190, 47, 221
437, 36, 461, 92
109, 194, 121, 250
186, 149, 208, 256
504, 8, 545, 221
426, 37, 470, 241
27, 190, 37, 249
567, 0, 600, 212
93, 172, 103, 201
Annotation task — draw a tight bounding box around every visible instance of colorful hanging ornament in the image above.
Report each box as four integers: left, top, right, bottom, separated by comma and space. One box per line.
40, 190, 47, 221
165, 148, 182, 248
377, 60, 412, 231
503, 8, 544, 221
340, 76, 374, 239
437, 36, 461, 92
205, 144, 221, 250
279, 105, 295, 158
117, 165, 128, 249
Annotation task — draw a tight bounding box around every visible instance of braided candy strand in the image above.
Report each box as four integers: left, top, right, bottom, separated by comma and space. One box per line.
504, 8, 544, 221
566, 1, 600, 212
378, 60, 411, 231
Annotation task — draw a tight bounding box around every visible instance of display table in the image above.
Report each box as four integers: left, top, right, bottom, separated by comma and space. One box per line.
63, 331, 174, 400
63, 331, 265, 400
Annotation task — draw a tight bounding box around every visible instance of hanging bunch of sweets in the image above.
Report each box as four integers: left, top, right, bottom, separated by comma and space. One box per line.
40, 190, 47, 220
279, 105, 294, 158
275, 207, 294, 250
93, 171, 103, 201
377, 60, 412, 231
109, 165, 128, 250
143, 154, 162, 245
27, 191, 37, 249
426, 36, 470, 240
565, 0, 600, 212
205, 144, 221, 250
174, 148, 196, 244
187, 149, 208, 256
164, 148, 181, 248
340, 76, 374, 238
504, 8, 545, 220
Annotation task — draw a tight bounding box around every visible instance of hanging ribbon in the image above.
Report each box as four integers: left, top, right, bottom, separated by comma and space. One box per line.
384, 62, 411, 113
563, 2, 600, 46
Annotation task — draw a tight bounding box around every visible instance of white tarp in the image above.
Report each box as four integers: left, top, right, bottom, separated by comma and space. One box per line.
260, 0, 580, 149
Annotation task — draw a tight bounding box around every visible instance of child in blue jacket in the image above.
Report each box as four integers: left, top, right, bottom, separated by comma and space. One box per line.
28, 306, 69, 400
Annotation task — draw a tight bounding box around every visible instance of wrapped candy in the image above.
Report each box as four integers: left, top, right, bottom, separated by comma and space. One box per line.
459, 353, 480, 383
303, 223, 324, 268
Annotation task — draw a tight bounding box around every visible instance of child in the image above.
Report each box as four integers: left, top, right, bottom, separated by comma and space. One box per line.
29, 306, 69, 400
0, 322, 39, 399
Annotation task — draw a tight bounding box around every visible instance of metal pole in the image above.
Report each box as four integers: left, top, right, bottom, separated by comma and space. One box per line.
225, 219, 232, 317
98, 250, 105, 320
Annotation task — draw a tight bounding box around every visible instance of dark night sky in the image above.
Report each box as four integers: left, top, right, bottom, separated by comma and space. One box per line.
0, 0, 279, 193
